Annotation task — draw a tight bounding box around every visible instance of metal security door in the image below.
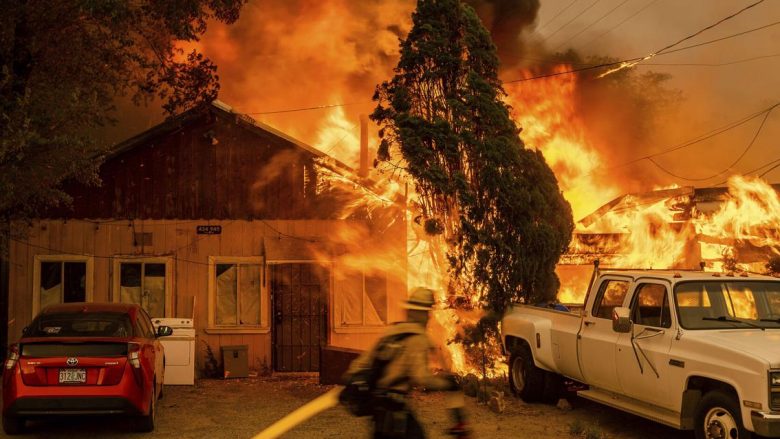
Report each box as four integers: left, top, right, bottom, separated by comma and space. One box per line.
271, 264, 329, 372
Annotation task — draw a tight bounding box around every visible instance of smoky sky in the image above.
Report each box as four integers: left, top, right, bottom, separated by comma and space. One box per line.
107, 0, 780, 197
465, 0, 541, 69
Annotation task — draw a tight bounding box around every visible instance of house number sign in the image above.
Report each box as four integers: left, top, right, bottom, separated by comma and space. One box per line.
196, 225, 222, 235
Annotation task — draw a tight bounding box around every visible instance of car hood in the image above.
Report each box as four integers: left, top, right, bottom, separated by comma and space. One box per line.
697, 329, 780, 368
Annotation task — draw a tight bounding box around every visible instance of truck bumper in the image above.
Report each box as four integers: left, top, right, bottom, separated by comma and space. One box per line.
751, 411, 780, 437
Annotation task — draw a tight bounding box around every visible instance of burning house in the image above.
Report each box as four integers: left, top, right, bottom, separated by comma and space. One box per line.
6, 100, 407, 375
557, 180, 780, 303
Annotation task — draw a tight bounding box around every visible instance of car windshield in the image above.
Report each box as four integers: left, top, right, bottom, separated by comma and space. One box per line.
675, 281, 780, 329
26, 312, 134, 338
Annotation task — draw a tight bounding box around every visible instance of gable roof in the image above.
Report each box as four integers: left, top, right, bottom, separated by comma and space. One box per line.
107, 100, 355, 175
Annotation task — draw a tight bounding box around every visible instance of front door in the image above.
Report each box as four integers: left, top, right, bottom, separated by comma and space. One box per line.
578, 276, 631, 392
271, 263, 329, 372
615, 280, 675, 409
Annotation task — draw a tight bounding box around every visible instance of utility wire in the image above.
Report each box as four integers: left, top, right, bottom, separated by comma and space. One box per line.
237, 16, 779, 115
537, 0, 580, 32
554, 0, 634, 51
245, 102, 366, 115
653, 20, 780, 57
542, 0, 604, 42
648, 105, 776, 182
506, 19, 780, 83
598, 0, 768, 77
656, 0, 766, 56
580, 102, 780, 177
638, 53, 780, 67
578, 0, 663, 49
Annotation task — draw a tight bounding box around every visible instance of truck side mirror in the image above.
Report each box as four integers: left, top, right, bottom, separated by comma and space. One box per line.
612, 307, 632, 333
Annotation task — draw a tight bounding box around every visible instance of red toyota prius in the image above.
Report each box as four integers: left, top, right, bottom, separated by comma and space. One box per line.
2, 302, 172, 434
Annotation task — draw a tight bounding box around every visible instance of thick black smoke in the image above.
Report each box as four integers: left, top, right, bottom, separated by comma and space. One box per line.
466, 0, 541, 69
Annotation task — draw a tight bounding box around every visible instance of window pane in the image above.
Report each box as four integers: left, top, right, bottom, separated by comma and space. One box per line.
238, 265, 261, 325
364, 274, 387, 325
40, 262, 62, 309
120, 263, 143, 305
62, 262, 86, 302
632, 284, 670, 328
216, 264, 237, 325
144, 263, 166, 317
339, 271, 364, 325
593, 280, 629, 319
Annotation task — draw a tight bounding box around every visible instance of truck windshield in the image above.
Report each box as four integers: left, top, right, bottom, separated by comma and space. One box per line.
675, 281, 780, 329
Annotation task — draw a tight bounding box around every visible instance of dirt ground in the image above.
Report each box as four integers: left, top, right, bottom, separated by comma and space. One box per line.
4, 375, 693, 439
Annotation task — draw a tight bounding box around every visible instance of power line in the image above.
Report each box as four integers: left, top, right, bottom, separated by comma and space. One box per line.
598, 0, 769, 77
580, 102, 780, 178
648, 105, 776, 182
537, 0, 580, 32
245, 102, 367, 115
653, 20, 780, 57
638, 53, 780, 67
506, 20, 780, 83
578, 0, 663, 49
655, 0, 766, 56
542, 0, 604, 42
554, 0, 635, 51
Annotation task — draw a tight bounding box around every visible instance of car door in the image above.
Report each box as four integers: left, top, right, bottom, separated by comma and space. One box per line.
139, 309, 164, 384
578, 276, 632, 392
615, 280, 676, 409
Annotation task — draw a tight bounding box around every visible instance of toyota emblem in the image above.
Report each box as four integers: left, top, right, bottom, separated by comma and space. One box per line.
66, 357, 78, 366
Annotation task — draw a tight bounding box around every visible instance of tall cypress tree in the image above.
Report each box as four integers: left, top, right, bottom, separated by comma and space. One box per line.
372, 0, 573, 327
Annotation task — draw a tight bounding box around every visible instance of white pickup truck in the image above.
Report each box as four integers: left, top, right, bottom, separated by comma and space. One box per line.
501, 266, 780, 439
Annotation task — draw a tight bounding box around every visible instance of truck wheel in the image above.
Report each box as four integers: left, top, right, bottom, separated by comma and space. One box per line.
2, 415, 25, 435
509, 347, 545, 402
694, 390, 750, 439
542, 371, 563, 404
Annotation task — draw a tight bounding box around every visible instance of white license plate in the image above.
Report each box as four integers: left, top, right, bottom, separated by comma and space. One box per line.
58, 368, 86, 384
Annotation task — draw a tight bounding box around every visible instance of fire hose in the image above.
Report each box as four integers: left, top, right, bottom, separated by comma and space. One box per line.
251, 386, 470, 439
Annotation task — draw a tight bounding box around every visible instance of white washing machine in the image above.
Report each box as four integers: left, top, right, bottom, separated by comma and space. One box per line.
152, 317, 196, 385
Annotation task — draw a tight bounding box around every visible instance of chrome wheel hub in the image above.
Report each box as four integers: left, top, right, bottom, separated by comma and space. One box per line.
704, 407, 738, 439
511, 357, 525, 392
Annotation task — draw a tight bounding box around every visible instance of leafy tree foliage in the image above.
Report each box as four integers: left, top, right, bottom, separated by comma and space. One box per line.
0, 0, 245, 221
371, 0, 574, 321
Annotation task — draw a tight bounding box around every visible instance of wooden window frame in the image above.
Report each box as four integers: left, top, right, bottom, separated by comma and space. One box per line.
32, 255, 94, 317
333, 268, 388, 334
111, 257, 173, 318
206, 256, 269, 334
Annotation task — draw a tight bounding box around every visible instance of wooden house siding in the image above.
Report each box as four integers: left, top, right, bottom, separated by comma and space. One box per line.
10, 219, 405, 373
51, 108, 339, 221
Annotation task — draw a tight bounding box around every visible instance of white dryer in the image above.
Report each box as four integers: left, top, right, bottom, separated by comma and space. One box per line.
153, 317, 196, 385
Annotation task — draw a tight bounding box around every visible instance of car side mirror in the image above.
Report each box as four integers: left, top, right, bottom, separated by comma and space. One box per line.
156, 326, 173, 337
612, 307, 632, 333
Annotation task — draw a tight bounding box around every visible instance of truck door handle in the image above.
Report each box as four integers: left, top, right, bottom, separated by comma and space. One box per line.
584, 320, 595, 326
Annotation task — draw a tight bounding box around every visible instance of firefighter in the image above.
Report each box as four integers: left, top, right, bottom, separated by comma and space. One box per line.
344, 287, 468, 439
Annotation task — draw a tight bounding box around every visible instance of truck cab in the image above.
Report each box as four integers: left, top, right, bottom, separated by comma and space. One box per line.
501, 268, 780, 438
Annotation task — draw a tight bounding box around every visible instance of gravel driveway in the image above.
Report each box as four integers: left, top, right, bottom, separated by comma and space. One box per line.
3, 376, 692, 439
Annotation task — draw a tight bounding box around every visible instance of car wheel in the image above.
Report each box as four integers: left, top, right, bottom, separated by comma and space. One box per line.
509, 346, 545, 403
2, 415, 25, 435
135, 382, 157, 432
694, 390, 750, 439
